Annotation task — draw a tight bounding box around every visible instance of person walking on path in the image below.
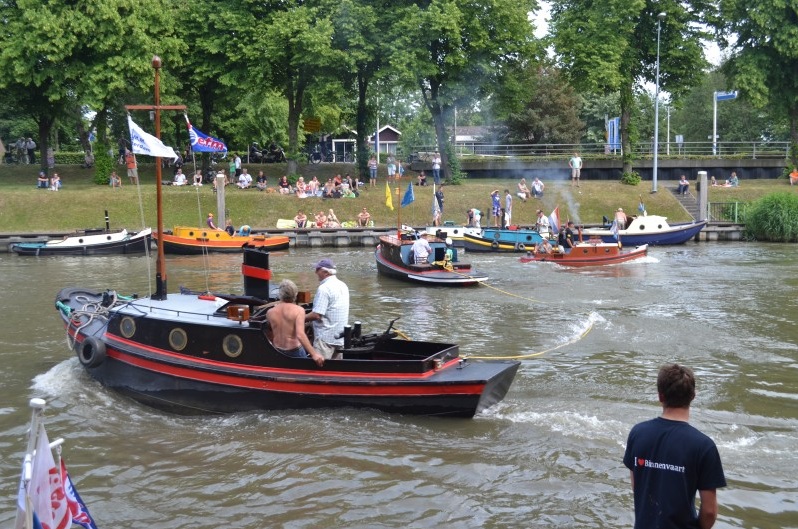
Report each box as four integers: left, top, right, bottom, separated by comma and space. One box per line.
623, 364, 726, 529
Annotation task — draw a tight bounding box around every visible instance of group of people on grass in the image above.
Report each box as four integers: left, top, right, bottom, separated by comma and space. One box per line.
292, 207, 372, 229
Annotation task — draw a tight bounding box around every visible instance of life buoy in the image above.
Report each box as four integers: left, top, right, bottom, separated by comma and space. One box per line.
517, 243, 526, 252
491, 241, 499, 250
78, 337, 106, 368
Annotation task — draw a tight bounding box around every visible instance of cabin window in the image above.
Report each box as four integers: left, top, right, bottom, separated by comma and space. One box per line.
169, 328, 188, 351
119, 317, 136, 338
223, 334, 244, 358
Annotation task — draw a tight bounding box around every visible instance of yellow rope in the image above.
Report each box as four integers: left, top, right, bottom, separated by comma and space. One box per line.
465, 319, 594, 360
446, 266, 547, 304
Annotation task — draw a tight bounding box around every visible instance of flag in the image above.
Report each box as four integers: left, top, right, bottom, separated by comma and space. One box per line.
432, 184, 441, 220
610, 220, 619, 240
385, 181, 394, 211
30, 426, 71, 529
61, 460, 99, 529
127, 115, 178, 161
185, 115, 227, 154
549, 207, 560, 236
401, 182, 414, 208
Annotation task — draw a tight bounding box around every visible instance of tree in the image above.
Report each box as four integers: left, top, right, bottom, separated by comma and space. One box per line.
393, 0, 538, 182
716, 0, 798, 167
550, 0, 711, 174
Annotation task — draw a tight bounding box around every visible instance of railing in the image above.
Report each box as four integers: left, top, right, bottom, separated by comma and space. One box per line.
707, 202, 749, 223
410, 141, 789, 160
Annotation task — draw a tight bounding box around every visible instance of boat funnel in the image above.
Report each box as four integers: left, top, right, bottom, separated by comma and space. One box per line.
242, 244, 272, 300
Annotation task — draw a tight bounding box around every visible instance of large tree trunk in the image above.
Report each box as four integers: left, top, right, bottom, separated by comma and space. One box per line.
36, 114, 55, 175
285, 76, 307, 177
619, 84, 634, 175
421, 79, 452, 182
355, 71, 369, 180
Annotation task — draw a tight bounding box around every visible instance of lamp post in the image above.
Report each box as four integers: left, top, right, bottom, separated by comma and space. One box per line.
652, 12, 666, 193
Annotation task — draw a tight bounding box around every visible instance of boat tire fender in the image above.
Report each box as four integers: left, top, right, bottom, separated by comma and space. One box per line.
491, 241, 499, 250
78, 336, 106, 368
516, 243, 526, 252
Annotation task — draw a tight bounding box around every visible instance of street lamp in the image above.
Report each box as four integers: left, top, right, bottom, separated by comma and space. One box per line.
652, 12, 666, 193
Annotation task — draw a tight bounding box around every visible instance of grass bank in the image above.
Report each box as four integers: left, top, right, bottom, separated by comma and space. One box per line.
0, 163, 790, 233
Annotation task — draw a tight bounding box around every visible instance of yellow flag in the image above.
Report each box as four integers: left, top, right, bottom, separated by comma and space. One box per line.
385, 181, 394, 211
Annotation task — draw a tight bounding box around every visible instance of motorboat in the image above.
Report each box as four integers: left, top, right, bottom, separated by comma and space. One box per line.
375, 230, 488, 286
519, 240, 648, 267
580, 215, 706, 245
463, 227, 545, 253
153, 226, 289, 254
56, 245, 517, 417
11, 227, 151, 256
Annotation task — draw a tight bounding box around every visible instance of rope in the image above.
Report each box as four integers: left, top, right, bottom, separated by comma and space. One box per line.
465, 319, 594, 360
444, 266, 547, 304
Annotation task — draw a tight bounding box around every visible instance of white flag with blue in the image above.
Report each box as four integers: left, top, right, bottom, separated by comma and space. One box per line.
128, 116, 178, 161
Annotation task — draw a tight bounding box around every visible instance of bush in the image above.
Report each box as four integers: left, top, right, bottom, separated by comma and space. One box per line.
620, 171, 641, 186
93, 143, 114, 185
53, 152, 89, 165
744, 192, 798, 242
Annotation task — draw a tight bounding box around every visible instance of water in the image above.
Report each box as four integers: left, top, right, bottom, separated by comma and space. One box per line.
1, 243, 796, 528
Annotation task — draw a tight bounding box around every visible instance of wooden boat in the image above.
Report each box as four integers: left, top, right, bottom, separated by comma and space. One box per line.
425, 225, 482, 247
56, 245, 518, 417
11, 227, 151, 256
376, 230, 488, 286
54, 74, 517, 418
463, 227, 545, 253
519, 240, 648, 267
153, 225, 289, 254
580, 215, 706, 245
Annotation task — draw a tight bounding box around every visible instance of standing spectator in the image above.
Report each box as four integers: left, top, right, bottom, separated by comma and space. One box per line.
569, 152, 582, 187
266, 279, 324, 366
531, 177, 545, 198
234, 152, 242, 178
306, 258, 350, 360
504, 189, 513, 227
368, 154, 378, 187
559, 221, 576, 249
15, 137, 27, 164
490, 189, 501, 227
117, 135, 129, 164
386, 153, 396, 184
396, 158, 404, 179
228, 156, 236, 184
25, 137, 36, 164
535, 209, 550, 238
435, 184, 445, 216
623, 364, 726, 529
125, 150, 138, 184
614, 208, 627, 230
432, 151, 442, 184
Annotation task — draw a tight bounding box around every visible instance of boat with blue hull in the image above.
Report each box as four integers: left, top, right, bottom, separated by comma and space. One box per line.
463, 227, 545, 253
580, 215, 706, 245
11, 227, 151, 256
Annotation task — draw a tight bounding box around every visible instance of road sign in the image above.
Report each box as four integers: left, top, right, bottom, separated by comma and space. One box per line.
715, 91, 738, 101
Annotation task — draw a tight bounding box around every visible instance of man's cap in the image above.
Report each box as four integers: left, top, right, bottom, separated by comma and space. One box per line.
313, 258, 336, 270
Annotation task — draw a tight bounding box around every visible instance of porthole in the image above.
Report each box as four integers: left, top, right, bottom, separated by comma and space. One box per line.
223, 334, 244, 358
169, 328, 188, 351
189, 231, 195, 237
638, 225, 645, 231
106, 235, 112, 241
78, 238, 84, 243
119, 316, 136, 338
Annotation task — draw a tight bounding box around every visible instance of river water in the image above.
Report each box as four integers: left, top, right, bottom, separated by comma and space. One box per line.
0, 243, 796, 529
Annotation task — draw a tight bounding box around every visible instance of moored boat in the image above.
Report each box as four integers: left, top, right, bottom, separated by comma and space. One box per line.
153, 225, 289, 254
463, 227, 545, 253
519, 240, 648, 267
580, 215, 706, 245
11, 227, 151, 256
376, 230, 488, 286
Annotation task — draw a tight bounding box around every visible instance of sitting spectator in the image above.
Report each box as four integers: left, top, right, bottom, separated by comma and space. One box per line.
225, 218, 235, 236
677, 174, 690, 195
307, 176, 320, 196
207, 212, 221, 230
37, 171, 49, 189
315, 210, 328, 228
109, 171, 122, 188
294, 210, 307, 228
710, 175, 718, 187
531, 177, 545, 198
722, 172, 739, 187
411, 232, 432, 264
49, 173, 61, 191
256, 170, 267, 191
278, 175, 292, 194
173, 169, 187, 186
517, 178, 531, 202
536, 239, 553, 254
322, 178, 335, 198
237, 168, 252, 189
295, 177, 308, 198
357, 207, 372, 227
192, 170, 203, 186
789, 168, 798, 186
417, 171, 427, 186
326, 209, 341, 228
237, 224, 252, 236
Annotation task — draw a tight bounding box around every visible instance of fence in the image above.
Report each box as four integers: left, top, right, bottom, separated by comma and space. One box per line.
411, 141, 789, 160
707, 202, 749, 223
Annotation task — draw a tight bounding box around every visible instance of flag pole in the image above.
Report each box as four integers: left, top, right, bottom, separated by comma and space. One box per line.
396, 186, 401, 238
16, 398, 47, 529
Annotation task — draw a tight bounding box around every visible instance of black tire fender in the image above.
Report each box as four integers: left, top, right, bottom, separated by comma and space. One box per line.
78, 336, 106, 368
517, 243, 526, 252
491, 241, 499, 250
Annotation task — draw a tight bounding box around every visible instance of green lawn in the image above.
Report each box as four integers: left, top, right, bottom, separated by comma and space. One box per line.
0, 163, 791, 233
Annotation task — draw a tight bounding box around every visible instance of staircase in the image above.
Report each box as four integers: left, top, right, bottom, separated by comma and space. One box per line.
669, 187, 701, 220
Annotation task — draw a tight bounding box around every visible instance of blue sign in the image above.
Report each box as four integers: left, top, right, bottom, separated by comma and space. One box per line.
715, 91, 738, 101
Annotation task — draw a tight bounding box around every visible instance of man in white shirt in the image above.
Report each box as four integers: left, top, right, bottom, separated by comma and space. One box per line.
535, 209, 550, 238
411, 232, 433, 264
173, 169, 187, 185
237, 168, 252, 189
306, 259, 350, 360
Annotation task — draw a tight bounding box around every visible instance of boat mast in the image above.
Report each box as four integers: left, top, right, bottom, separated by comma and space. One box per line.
126, 56, 186, 300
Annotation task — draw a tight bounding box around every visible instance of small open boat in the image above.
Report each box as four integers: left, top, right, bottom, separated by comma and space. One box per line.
153, 226, 289, 254
376, 230, 488, 286
519, 240, 648, 267
463, 227, 545, 253
11, 227, 151, 256
56, 245, 517, 417
580, 214, 706, 245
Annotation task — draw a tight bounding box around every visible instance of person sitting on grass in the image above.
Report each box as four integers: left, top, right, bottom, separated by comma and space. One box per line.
278, 175, 292, 194
37, 171, 49, 189
294, 210, 307, 228
357, 207, 371, 227
109, 171, 122, 188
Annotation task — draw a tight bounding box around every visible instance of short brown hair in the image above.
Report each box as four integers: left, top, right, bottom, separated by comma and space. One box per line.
657, 364, 696, 408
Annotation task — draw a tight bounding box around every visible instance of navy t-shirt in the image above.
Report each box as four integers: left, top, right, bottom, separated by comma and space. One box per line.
623, 417, 726, 529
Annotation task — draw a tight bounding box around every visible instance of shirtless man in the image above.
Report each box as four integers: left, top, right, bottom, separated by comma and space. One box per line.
266, 279, 324, 367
